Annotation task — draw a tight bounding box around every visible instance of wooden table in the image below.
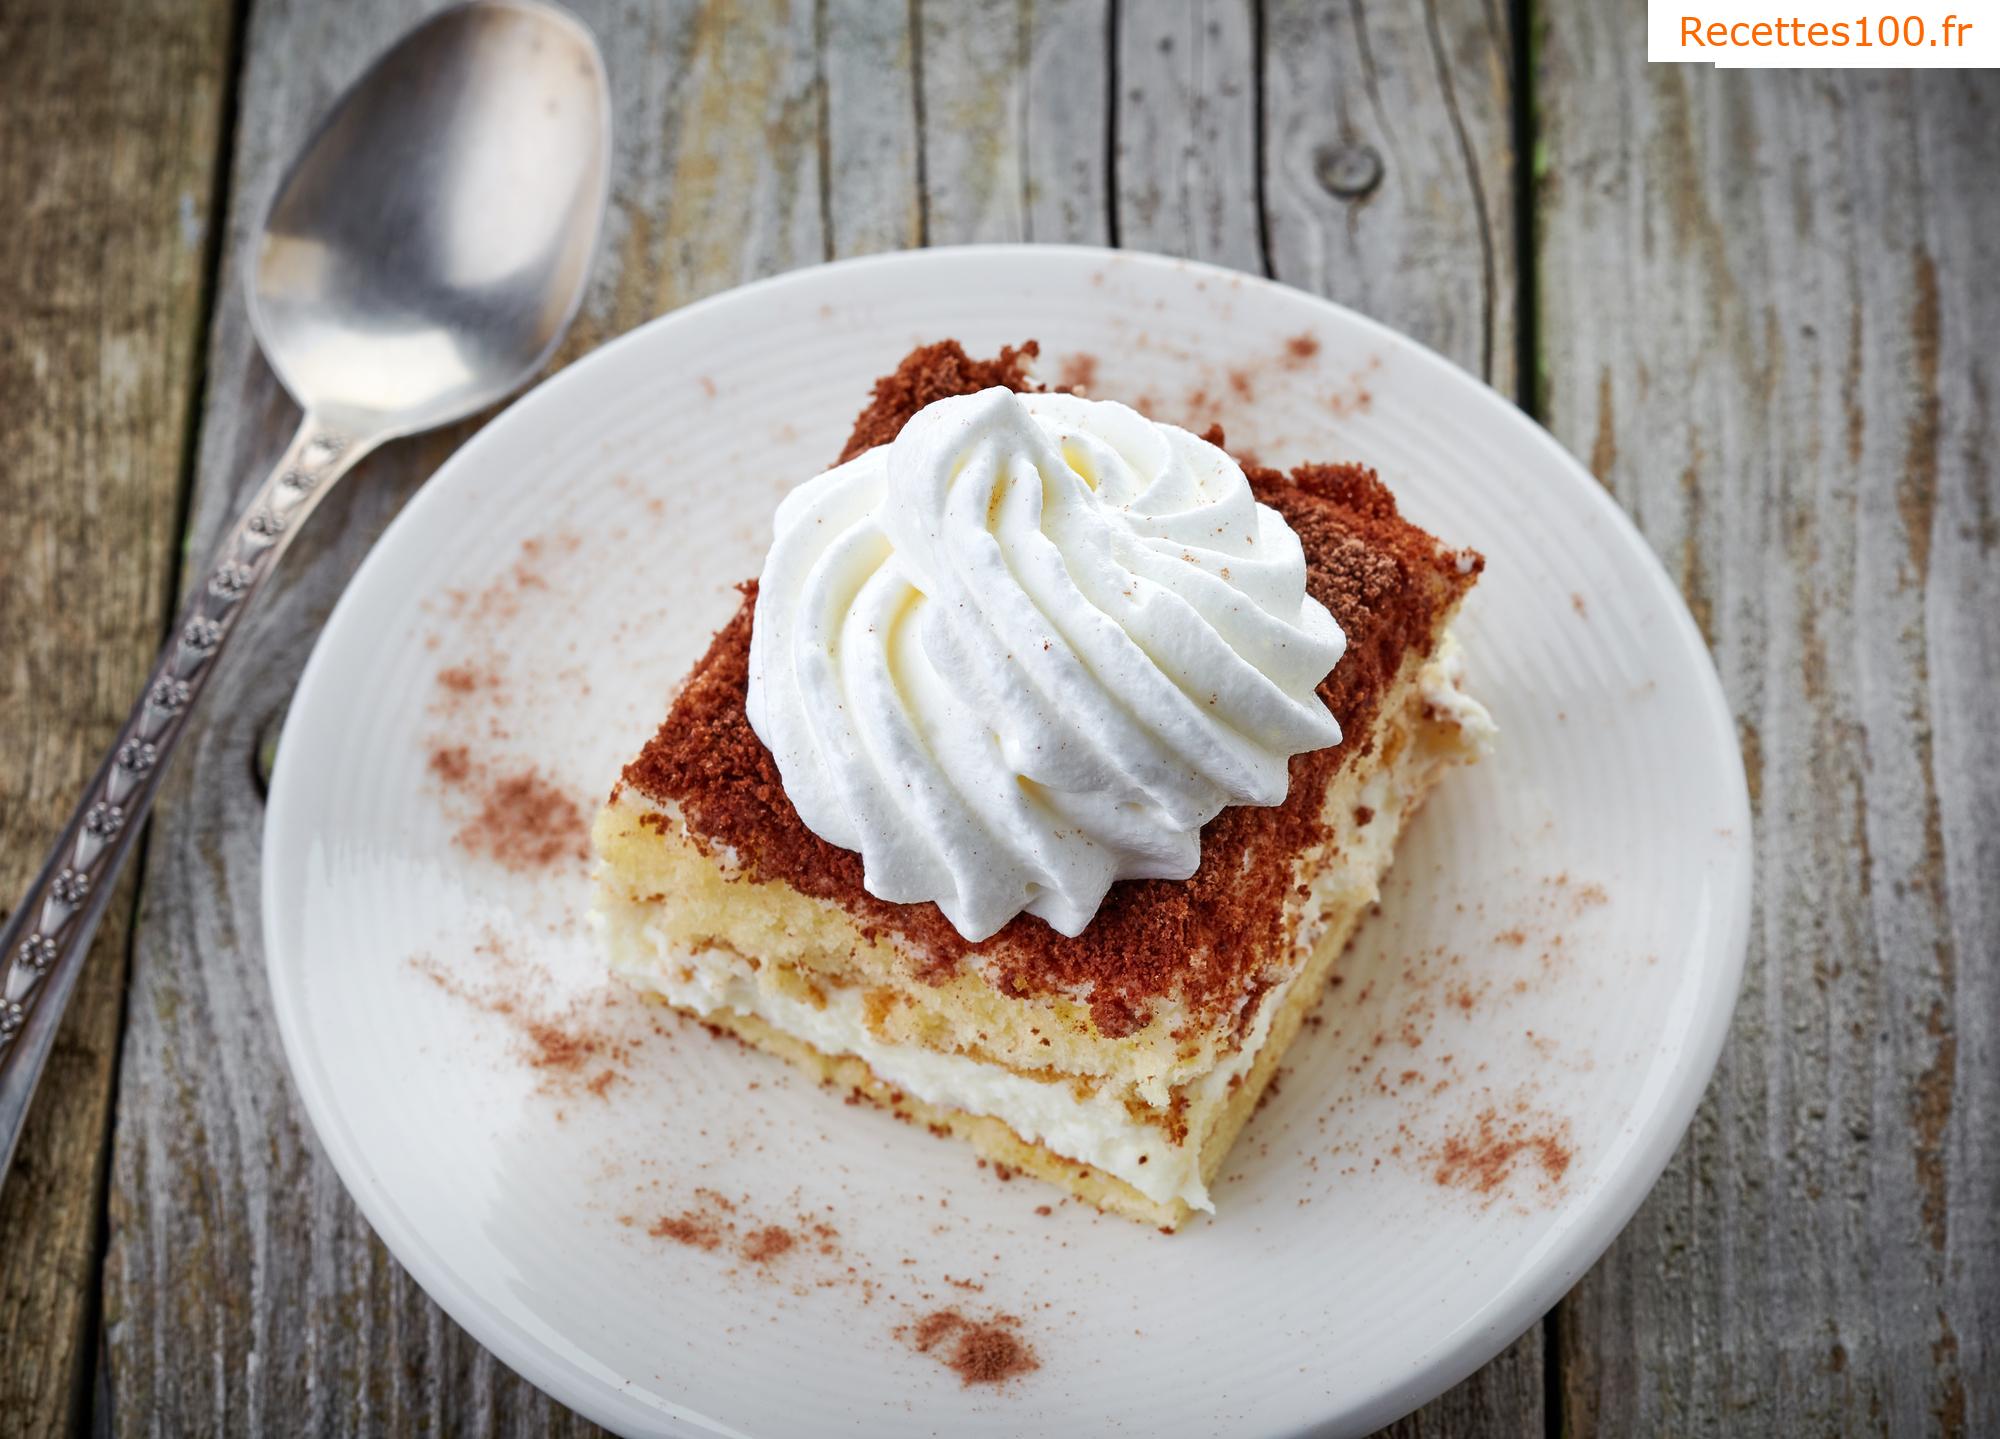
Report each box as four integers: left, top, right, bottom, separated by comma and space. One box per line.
2, 1, 1993, 1432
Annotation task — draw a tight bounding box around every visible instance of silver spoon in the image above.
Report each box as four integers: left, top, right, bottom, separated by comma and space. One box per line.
0, 0, 611, 1180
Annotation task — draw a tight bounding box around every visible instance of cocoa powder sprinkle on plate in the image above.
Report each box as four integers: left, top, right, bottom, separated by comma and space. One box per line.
899, 1309, 1039, 1387
1429, 1106, 1573, 1198
739, 1225, 797, 1265
460, 767, 587, 872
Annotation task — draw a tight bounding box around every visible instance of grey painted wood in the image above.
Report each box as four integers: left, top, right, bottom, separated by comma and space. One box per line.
1264, 0, 1516, 390
913, 0, 1028, 243
823, 0, 922, 256
1537, 3, 2000, 1433
912, 0, 1114, 247
0, 0, 236, 1432
1023, 0, 1113, 245
1115, 0, 1264, 272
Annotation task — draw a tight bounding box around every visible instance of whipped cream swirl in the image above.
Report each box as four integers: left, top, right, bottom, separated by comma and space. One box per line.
746, 388, 1346, 941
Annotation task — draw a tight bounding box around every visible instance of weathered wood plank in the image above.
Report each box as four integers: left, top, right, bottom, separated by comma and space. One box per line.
1264, 0, 1516, 390
913, 0, 1112, 246
1537, 2, 2000, 1432
0, 0, 236, 1432
1114, 0, 1263, 273
1023, 0, 1113, 244
914, 0, 1027, 242
1375, 1330, 1545, 1439
822, 0, 922, 255
99, 1, 850, 1432
592, 0, 826, 342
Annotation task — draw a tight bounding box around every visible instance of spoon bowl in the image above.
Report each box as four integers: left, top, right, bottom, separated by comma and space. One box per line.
250, 0, 610, 436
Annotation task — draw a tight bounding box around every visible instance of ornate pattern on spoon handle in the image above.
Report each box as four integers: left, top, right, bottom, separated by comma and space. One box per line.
0, 416, 368, 1169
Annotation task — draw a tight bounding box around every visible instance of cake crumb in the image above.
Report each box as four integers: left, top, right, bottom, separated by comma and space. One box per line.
839, 340, 1039, 463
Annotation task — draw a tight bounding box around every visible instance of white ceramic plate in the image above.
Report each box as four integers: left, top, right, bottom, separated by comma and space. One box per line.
265, 246, 1750, 1437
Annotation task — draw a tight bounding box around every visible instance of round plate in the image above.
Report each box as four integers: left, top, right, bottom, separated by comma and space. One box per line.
265, 246, 1750, 1437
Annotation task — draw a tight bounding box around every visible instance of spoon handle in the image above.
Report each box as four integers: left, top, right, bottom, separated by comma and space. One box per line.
0, 412, 371, 1182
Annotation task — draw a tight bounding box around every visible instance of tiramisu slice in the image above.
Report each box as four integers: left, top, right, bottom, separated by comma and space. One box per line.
592, 342, 1491, 1228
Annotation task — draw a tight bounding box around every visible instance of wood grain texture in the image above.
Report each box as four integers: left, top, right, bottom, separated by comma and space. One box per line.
1264, 0, 1516, 390
0, 0, 236, 1432
1022, 0, 1112, 243
1115, 0, 1263, 272
907, 0, 1113, 246
914, 0, 1027, 241
1536, 2, 2000, 1433
822, 0, 922, 255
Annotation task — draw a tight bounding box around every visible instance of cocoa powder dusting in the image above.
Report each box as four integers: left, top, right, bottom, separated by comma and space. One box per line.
460, 767, 588, 873
649, 1211, 725, 1251
407, 936, 630, 1098
1325, 355, 1383, 418
422, 533, 591, 876
900, 1310, 1039, 1387
1055, 351, 1099, 393
739, 1225, 797, 1265
1430, 1106, 1573, 1198
521, 1015, 597, 1071
636, 1189, 843, 1273
626, 1179, 1043, 1386
1294, 858, 1615, 1203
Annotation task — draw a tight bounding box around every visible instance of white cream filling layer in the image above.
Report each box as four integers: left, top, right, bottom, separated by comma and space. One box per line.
605, 914, 1229, 1209
597, 647, 1491, 1212
1420, 632, 1497, 748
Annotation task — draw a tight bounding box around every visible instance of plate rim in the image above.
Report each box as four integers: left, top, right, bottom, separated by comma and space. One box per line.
264, 241, 1753, 1437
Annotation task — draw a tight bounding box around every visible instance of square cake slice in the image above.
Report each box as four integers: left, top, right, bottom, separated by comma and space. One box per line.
592, 341, 1491, 1228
